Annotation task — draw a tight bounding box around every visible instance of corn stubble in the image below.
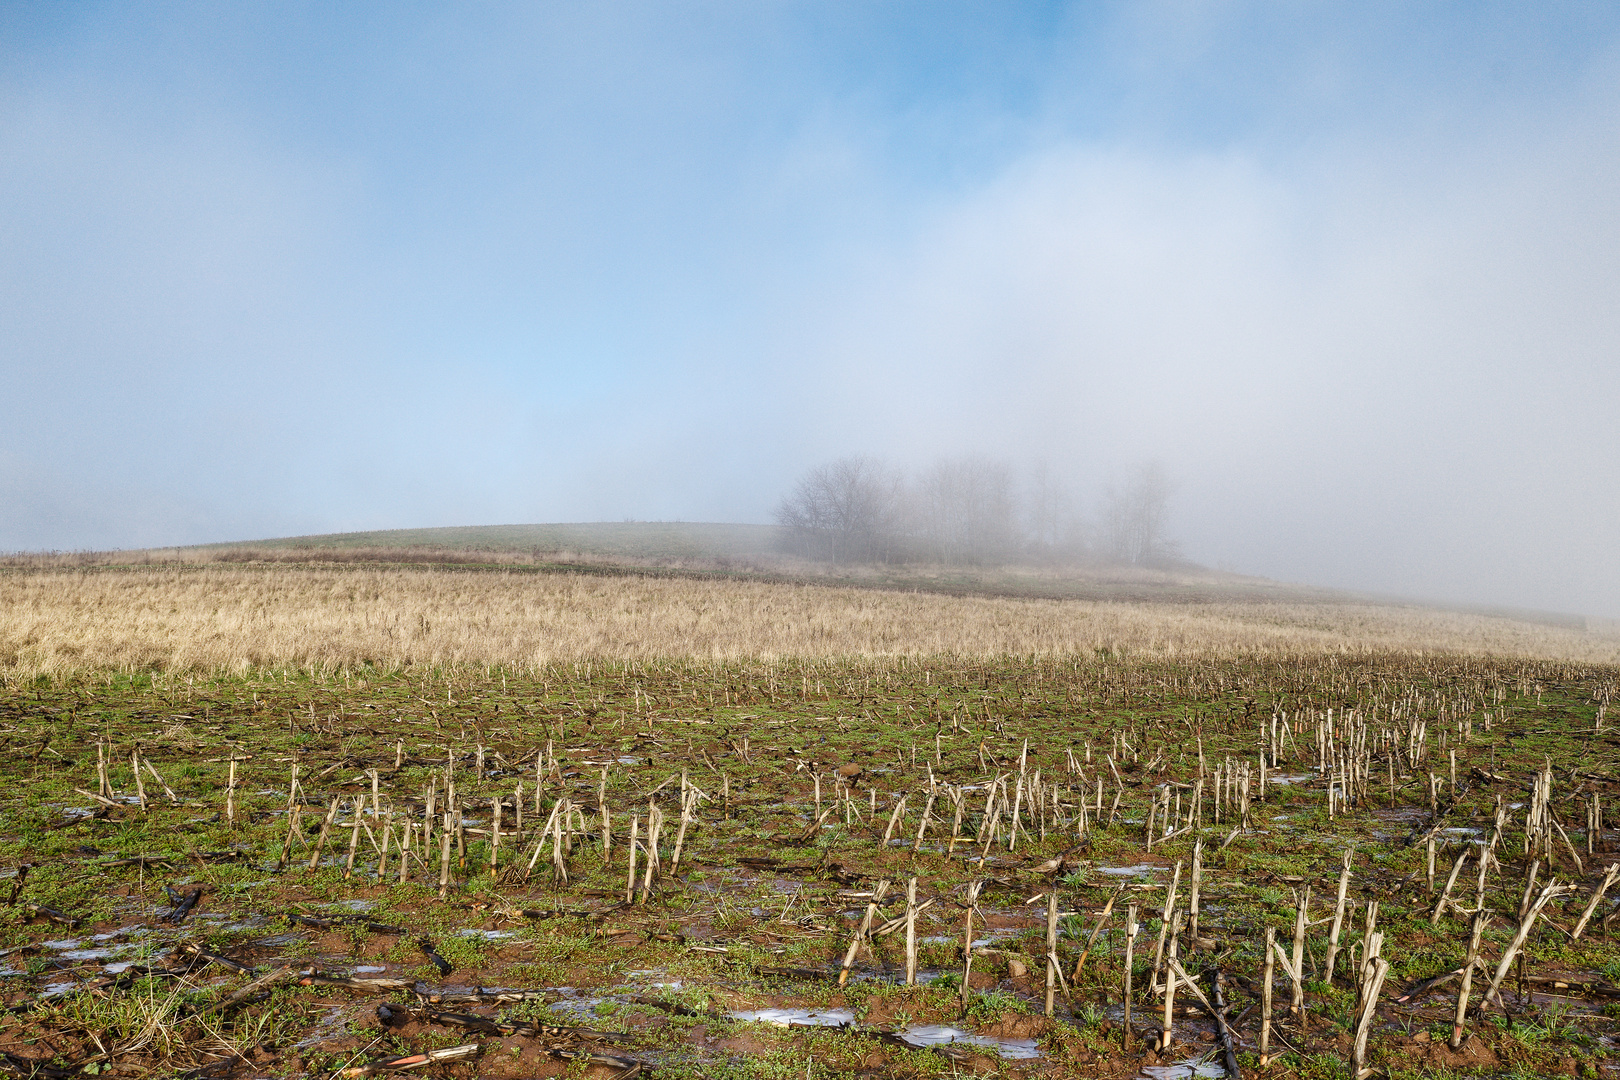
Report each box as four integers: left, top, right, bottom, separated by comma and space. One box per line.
1, 564, 1618, 1078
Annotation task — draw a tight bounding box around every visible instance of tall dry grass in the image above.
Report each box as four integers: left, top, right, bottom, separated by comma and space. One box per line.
1, 566, 1616, 678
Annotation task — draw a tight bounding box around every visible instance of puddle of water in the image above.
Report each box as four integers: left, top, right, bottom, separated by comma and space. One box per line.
730, 1007, 855, 1028
457, 929, 513, 940
354, 965, 387, 974
1267, 775, 1315, 786
295, 1005, 365, 1051
1097, 865, 1154, 877
548, 997, 610, 1020
42, 981, 79, 998
59, 948, 115, 961
623, 970, 681, 991
223, 919, 272, 933
47, 929, 148, 965
841, 968, 949, 986
1139, 1059, 1225, 1079
899, 1024, 1040, 1059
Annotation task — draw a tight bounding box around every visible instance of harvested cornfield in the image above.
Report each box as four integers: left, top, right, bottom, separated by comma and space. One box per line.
1, 571, 1618, 1078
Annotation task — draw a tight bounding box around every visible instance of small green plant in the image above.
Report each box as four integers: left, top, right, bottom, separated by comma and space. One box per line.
1513, 1001, 1578, 1048
1071, 999, 1105, 1030
965, 988, 1025, 1025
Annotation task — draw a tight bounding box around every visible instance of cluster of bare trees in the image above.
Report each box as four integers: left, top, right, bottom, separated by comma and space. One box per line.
770, 457, 900, 564
774, 456, 1176, 567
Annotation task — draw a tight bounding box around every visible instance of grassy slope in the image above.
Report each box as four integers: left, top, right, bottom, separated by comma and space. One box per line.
179, 520, 1360, 608
197, 521, 781, 560
183, 521, 1607, 628
76, 518, 1594, 628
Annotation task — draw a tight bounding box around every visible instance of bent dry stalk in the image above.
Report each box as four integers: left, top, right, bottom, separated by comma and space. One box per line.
1043, 886, 1059, 1016
904, 876, 920, 986
1481, 881, 1575, 1015
1572, 862, 1620, 941
1352, 956, 1391, 1079
842, 879, 891, 987
1325, 846, 1354, 983
1451, 910, 1489, 1049
1123, 902, 1139, 1051
960, 880, 983, 1009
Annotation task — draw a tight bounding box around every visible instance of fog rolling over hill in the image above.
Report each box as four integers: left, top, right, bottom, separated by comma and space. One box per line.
3, 6, 1619, 618
56, 518, 1604, 638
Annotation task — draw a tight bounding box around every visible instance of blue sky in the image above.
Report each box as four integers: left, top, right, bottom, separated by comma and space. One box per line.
4, 2, 1620, 617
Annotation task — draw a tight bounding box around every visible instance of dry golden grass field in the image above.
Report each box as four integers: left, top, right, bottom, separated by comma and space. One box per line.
2, 563, 1617, 679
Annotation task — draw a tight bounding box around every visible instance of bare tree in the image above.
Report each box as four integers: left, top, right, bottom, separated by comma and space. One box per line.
1023, 460, 1084, 561
912, 456, 1018, 566
1103, 462, 1175, 565
776, 454, 1168, 569
773, 456, 900, 563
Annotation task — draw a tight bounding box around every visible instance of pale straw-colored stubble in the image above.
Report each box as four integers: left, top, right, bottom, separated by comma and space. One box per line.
1, 567, 1616, 677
